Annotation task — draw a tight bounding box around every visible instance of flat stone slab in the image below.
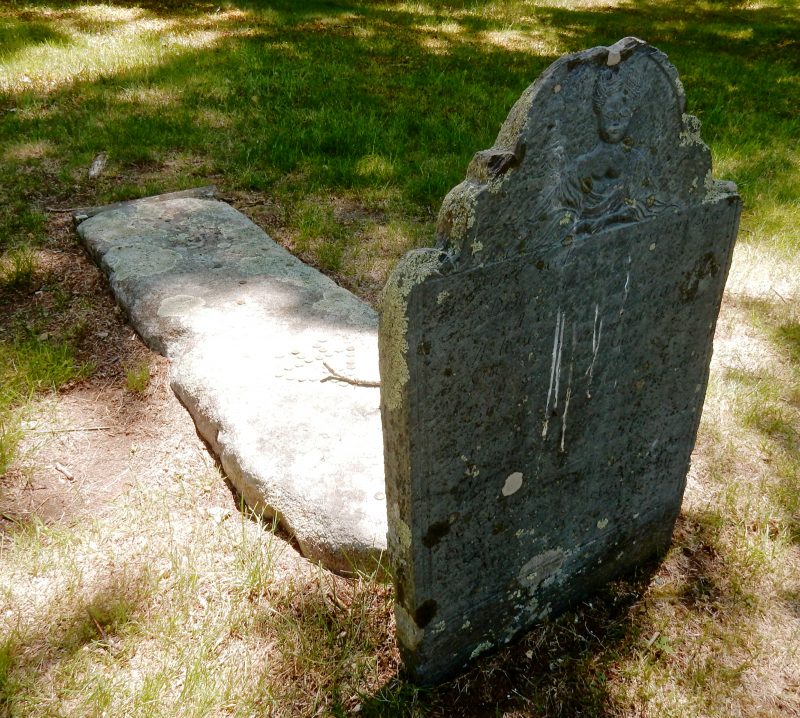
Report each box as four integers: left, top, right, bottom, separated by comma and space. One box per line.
76, 189, 386, 574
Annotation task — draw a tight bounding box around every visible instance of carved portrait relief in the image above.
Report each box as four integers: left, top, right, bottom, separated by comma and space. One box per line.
538, 64, 670, 246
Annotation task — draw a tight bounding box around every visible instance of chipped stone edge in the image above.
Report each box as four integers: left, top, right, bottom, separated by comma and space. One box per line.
703, 173, 740, 205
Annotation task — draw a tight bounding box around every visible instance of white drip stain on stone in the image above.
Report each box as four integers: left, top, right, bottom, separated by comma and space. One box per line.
560, 325, 576, 453
542, 309, 565, 438
586, 303, 603, 395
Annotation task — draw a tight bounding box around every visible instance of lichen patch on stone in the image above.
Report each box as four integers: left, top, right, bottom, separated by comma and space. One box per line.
679, 113, 705, 148
379, 249, 441, 411
395, 517, 413, 551
104, 243, 180, 281
517, 548, 566, 589
437, 181, 479, 250
470, 640, 493, 660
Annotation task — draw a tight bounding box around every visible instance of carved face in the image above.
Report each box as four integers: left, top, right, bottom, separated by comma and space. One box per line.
598, 93, 632, 144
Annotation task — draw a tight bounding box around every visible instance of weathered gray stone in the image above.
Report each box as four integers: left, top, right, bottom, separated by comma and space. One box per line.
379, 37, 741, 684
77, 193, 386, 574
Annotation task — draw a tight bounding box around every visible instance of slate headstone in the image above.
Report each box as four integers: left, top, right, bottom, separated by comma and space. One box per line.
378, 37, 741, 684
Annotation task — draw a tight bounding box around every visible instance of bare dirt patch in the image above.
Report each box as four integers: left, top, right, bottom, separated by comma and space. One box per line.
2, 212, 236, 529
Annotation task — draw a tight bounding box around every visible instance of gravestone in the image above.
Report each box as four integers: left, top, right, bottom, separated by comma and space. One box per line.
378, 37, 741, 684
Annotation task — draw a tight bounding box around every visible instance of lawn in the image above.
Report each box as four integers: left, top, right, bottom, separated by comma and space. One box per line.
0, 1, 798, 716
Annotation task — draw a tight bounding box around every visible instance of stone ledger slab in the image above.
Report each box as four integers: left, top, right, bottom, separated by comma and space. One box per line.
379, 37, 741, 683
77, 191, 386, 574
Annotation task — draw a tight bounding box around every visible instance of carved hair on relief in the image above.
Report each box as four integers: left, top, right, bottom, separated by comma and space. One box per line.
591, 64, 644, 143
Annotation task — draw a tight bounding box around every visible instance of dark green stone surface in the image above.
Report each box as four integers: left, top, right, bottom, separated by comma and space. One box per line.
379, 38, 741, 684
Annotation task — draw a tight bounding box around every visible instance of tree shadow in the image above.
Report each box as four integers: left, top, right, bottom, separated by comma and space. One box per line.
2, 0, 795, 231
0, 18, 71, 63
354, 506, 766, 716
0, 563, 155, 714
3, 1, 796, 201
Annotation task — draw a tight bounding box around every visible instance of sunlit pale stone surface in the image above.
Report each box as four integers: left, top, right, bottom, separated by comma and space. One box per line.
77, 189, 386, 574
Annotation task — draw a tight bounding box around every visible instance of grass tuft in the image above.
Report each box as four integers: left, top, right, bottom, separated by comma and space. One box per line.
0, 249, 37, 291
125, 361, 151, 394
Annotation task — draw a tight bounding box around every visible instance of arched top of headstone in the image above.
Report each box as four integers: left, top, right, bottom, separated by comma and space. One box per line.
434, 37, 731, 271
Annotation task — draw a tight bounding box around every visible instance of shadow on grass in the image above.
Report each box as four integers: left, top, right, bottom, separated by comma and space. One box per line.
727, 296, 800, 545
226, 508, 758, 717
0, 18, 71, 63
2, 0, 797, 224
365, 510, 764, 717
0, 2, 797, 713
0, 561, 155, 714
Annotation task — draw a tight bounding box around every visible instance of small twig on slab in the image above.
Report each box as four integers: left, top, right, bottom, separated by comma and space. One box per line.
30, 426, 111, 435
54, 462, 75, 481
320, 362, 380, 388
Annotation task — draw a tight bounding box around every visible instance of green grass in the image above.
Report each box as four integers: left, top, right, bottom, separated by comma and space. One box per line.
125, 360, 151, 393
2, 1, 792, 262
0, 1, 798, 716
0, 333, 90, 473
0, 249, 37, 291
